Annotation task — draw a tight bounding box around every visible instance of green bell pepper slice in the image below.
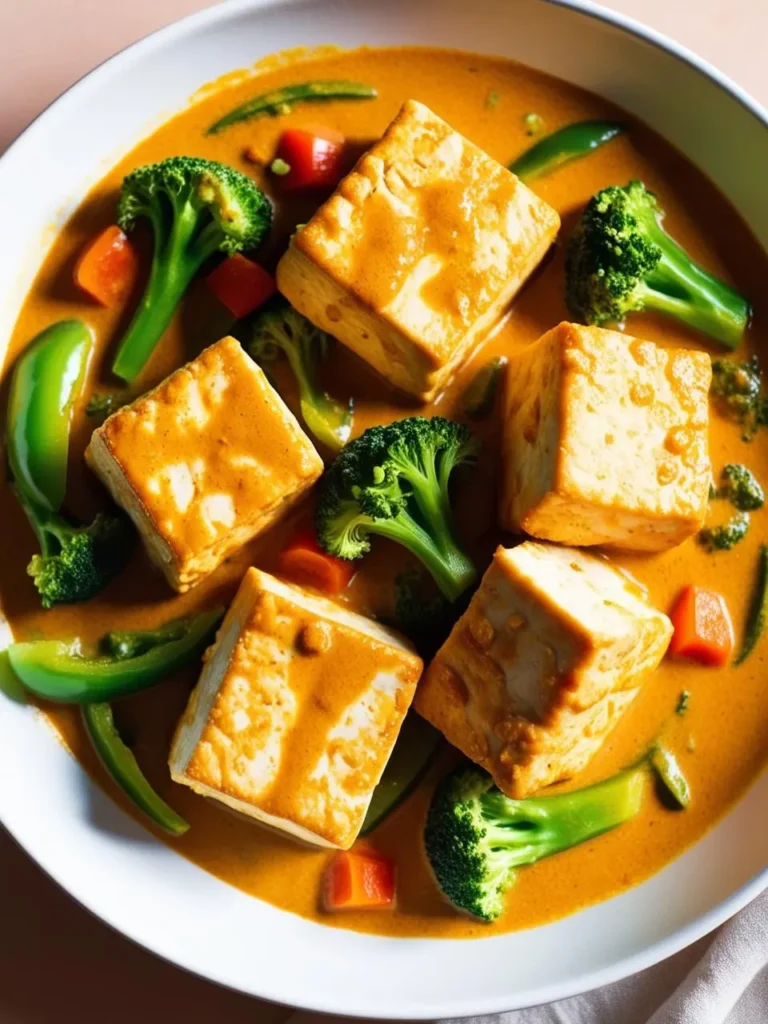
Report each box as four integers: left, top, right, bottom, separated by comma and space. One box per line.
82, 702, 189, 836
509, 120, 624, 183
7, 607, 223, 703
206, 80, 378, 135
7, 320, 93, 513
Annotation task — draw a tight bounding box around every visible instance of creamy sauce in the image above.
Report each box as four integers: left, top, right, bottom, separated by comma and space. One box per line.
3, 47, 768, 939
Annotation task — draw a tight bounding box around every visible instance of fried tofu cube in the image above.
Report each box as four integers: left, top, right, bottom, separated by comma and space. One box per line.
277, 100, 560, 400
169, 567, 423, 848
499, 323, 712, 552
414, 542, 672, 797
86, 337, 323, 592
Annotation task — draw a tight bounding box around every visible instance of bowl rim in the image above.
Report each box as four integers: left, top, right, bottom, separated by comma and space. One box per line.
2, 0, 768, 1015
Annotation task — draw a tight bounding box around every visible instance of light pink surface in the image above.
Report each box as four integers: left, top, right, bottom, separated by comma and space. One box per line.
0, 1, 765, 1020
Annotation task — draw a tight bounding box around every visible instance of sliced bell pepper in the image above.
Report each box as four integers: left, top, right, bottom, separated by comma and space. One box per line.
278, 524, 356, 594
207, 80, 377, 135
206, 254, 276, 319
82, 702, 189, 836
6, 320, 93, 513
668, 585, 734, 667
74, 225, 139, 307
510, 120, 624, 183
7, 607, 223, 703
274, 128, 345, 190
735, 544, 768, 665
323, 849, 396, 911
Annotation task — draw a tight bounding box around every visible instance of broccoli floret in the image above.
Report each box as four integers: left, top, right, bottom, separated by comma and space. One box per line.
425, 764, 646, 922
566, 180, 751, 348
112, 156, 272, 382
393, 568, 451, 656
718, 464, 764, 511
711, 355, 768, 440
699, 510, 750, 552
316, 416, 478, 602
249, 296, 352, 451
86, 392, 126, 422
22, 496, 131, 608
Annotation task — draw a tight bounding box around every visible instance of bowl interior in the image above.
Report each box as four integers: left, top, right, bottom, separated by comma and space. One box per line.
1, 0, 767, 1016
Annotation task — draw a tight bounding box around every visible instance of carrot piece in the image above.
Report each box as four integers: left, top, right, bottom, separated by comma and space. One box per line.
74, 225, 139, 307
205, 254, 276, 319
278, 525, 356, 594
669, 585, 735, 667
323, 850, 396, 911
274, 128, 345, 190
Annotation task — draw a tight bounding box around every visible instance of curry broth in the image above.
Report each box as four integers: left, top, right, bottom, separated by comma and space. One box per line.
3, 47, 768, 938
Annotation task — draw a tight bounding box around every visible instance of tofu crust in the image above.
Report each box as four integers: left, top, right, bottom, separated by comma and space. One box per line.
86, 337, 323, 592
414, 542, 672, 797
500, 323, 712, 552
169, 568, 423, 848
277, 100, 560, 399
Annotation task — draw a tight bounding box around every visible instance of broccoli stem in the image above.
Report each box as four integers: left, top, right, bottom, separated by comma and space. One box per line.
639, 218, 750, 349
280, 332, 351, 451
389, 448, 477, 599
369, 511, 477, 603
112, 201, 221, 383
480, 767, 646, 866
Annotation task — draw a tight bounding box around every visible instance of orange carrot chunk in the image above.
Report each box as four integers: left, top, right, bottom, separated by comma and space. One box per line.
74, 225, 139, 307
274, 128, 345, 190
323, 850, 396, 911
278, 524, 356, 595
669, 585, 734, 667
205, 254, 276, 319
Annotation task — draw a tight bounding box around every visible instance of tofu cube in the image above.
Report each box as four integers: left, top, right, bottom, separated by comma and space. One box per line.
414, 542, 672, 797
86, 337, 323, 592
169, 568, 423, 848
277, 100, 560, 400
499, 323, 712, 552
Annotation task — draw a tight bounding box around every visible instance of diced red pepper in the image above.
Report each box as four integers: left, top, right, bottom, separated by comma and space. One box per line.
205, 254, 276, 319
274, 128, 346, 190
323, 850, 396, 911
669, 585, 734, 667
74, 225, 139, 307
278, 524, 356, 594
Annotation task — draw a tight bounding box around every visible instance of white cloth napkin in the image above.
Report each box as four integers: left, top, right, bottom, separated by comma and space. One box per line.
292, 888, 768, 1024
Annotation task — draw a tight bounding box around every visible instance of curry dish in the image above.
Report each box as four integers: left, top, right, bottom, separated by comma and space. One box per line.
3, 46, 768, 938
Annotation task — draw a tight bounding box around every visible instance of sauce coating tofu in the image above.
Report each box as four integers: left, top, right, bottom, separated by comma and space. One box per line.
169, 568, 423, 848
277, 100, 560, 400
499, 323, 712, 552
86, 337, 323, 592
414, 542, 672, 797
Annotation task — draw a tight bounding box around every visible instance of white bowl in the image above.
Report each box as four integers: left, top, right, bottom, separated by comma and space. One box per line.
1, 0, 767, 1016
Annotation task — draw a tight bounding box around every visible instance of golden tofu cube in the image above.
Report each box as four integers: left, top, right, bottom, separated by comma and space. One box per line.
500, 323, 712, 551
86, 337, 323, 592
414, 543, 672, 797
277, 100, 560, 400
169, 568, 423, 849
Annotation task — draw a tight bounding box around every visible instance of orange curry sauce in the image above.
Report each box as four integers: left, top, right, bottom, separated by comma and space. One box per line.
3, 47, 768, 938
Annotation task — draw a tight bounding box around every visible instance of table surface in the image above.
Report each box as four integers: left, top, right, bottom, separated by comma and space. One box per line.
0, 0, 765, 1020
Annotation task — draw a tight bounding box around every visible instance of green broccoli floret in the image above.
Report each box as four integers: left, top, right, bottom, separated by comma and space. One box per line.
566, 180, 751, 348
424, 764, 646, 922
711, 355, 768, 440
112, 156, 272, 382
718, 464, 764, 511
249, 296, 352, 451
699, 510, 750, 552
316, 416, 478, 602
86, 392, 126, 422
393, 568, 451, 656
21, 495, 131, 608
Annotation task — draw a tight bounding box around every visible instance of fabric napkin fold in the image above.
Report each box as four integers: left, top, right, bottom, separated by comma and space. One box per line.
291, 889, 768, 1024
